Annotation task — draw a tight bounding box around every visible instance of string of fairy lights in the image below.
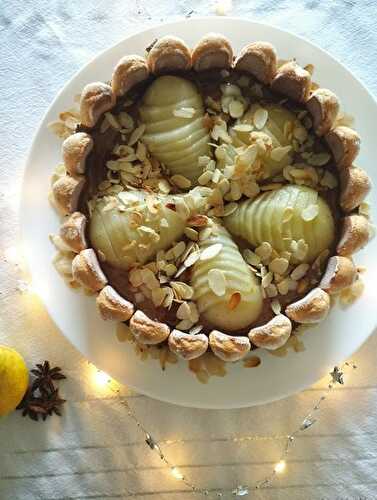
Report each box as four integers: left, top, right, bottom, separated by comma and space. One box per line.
5, 253, 358, 497
94, 360, 357, 498
2, 207, 359, 497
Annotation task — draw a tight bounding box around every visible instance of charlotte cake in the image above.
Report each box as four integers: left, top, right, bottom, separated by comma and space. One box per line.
48, 33, 373, 369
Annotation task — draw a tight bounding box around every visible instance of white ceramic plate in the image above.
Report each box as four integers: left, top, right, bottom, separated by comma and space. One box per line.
21, 17, 377, 409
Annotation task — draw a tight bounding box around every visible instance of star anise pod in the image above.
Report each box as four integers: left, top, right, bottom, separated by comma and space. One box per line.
31, 361, 66, 396
17, 360, 66, 422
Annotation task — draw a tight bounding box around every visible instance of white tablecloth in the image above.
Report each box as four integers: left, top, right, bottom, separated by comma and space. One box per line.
1, 1, 377, 499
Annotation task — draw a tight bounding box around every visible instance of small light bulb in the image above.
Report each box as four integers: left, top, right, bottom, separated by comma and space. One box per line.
274, 460, 286, 474
171, 467, 184, 480
215, 0, 233, 16
94, 370, 110, 387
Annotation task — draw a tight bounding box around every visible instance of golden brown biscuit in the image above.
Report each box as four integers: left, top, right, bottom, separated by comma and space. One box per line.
234, 41, 277, 84
148, 36, 191, 74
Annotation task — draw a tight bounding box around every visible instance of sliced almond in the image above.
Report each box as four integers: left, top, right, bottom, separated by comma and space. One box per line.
249, 314, 292, 350
270, 145, 292, 162
129, 310, 170, 345
168, 330, 209, 360
229, 99, 245, 118
170, 174, 192, 189
253, 108, 269, 130
255, 242, 272, 260
209, 330, 251, 362
285, 287, 330, 324
72, 248, 107, 291
319, 255, 357, 294
200, 243, 223, 261
208, 269, 227, 296
170, 281, 194, 300
290, 263, 310, 281
269, 257, 289, 275
97, 285, 134, 321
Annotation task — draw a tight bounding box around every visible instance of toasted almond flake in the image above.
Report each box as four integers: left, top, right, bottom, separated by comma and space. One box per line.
198, 171, 213, 185
170, 174, 191, 189
255, 242, 272, 260
118, 112, 134, 129
271, 299, 282, 315
199, 227, 212, 241
160, 218, 169, 228
187, 214, 209, 227
229, 99, 245, 118
184, 250, 201, 268
270, 145, 292, 162
200, 243, 223, 261
228, 291, 241, 310
158, 179, 171, 194
290, 263, 310, 281
266, 284, 278, 298
291, 239, 308, 261
176, 319, 194, 331
180, 241, 197, 262
221, 83, 242, 97
277, 278, 290, 295
308, 152, 330, 166
177, 301, 191, 320
253, 108, 269, 129
212, 169, 222, 184
171, 281, 194, 300
151, 287, 168, 307
223, 202, 238, 217
238, 144, 258, 166
165, 263, 178, 277
175, 197, 190, 219
243, 249, 261, 266
104, 112, 121, 129
293, 126, 308, 143
233, 123, 253, 132
163, 287, 174, 308
269, 257, 289, 275
188, 302, 200, 323
261, 271, 273, 288
172, 241, 186, 259
301, 204, 319, 221
129, 268, 143, 287
128, 124, 146, 146
181, 227, 197, 243
320, 170, 338, 189
189, 324, 204, 335
208, 269, 227, 296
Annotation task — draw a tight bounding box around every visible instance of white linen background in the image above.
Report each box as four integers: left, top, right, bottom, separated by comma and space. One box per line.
1, 0, 377, 499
